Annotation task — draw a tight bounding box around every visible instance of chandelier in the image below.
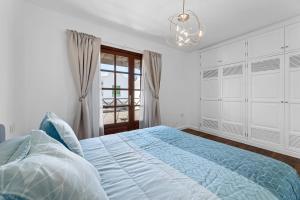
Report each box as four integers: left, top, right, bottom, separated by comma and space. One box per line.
168, 0, 203, 47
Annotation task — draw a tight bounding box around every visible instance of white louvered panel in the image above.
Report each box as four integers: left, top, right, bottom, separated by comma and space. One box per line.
223, 64, 243, 76
251, 58, 280, 73
289, 135, 300, 149
203, 69, 218, 79
290, 54, 300, 69
251, 128, 281, 144
203, 119, 218, 130
222, 123, 243, 136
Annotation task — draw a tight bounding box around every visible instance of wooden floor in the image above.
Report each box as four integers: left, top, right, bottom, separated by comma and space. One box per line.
183, 129, 300, 175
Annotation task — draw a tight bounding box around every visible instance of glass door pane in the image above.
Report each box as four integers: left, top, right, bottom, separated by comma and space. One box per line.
116, 73, 128, 89
134, 59, 141, 74
116, 55, 129, 73
116, 90, 129, 106
103, 107, 115, 125
135, 106, 140, 121
101, 53, 114, 71
116, 107, 129, 123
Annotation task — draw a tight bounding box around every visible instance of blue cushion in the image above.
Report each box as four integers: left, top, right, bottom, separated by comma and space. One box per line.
40, 115, 68, 148
40, 112, 83, 157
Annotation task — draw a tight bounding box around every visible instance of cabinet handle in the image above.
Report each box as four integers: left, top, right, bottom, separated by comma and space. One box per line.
285, 45, 289, 48
281, 101, 284, 103
280, 46, 285, 49
217, 60, 223, 63
285, 101, 289, 104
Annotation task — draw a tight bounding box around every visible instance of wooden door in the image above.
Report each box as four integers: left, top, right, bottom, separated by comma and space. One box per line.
100, 46, 142, 134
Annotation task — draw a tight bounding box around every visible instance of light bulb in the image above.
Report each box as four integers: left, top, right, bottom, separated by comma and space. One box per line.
185, 38, 190, 43
178, 42, 183, 46
178, 36, 184, 41
198, 30, 203, 37
184, 32, 188, 37
176, 25, 180, 32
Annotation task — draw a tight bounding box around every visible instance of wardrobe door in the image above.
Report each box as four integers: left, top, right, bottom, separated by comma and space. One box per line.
201, 68, 220, 131
248, 55, 284, 146
221, 63, 246, 138
285, 22, 300, 53
248, 28, 284, 59
285, 52, 300, 152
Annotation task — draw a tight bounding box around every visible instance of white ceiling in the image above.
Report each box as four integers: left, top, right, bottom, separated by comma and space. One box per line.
28, 0, 300, 50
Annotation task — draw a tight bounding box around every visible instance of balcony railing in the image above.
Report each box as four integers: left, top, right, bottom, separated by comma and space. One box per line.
102, 98, 140, 108
102, 98, 140, 123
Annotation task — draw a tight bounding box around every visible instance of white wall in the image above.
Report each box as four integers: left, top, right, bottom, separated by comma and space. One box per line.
0, 0, 21, 138
11, 1, 200, 136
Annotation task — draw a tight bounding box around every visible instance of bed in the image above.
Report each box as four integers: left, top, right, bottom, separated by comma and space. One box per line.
80, 126, 300, 200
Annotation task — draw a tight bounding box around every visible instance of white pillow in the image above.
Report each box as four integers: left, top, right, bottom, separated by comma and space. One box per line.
0, 130, 108, 200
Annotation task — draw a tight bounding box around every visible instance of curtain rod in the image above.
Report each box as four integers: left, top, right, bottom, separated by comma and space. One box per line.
102, 41, 143, 54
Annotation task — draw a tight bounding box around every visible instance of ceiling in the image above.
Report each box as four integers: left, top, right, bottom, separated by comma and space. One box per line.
28, 0, 300, 50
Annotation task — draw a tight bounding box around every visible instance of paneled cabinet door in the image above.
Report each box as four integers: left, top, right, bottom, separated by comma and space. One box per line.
201, 68, 220, 131
220, 63, 246, 138
248, 55, 284, 147
201, 48, 220, 69
285, 52, 300, 152
219, 41, 246, 65
248, 28, 284, 58
285, 22, 300, 53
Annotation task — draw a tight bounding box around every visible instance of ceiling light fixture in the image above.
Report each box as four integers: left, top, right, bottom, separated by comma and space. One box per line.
168, 0, 204, 47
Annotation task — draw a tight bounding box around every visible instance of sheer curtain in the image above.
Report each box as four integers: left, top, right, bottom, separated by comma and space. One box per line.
140, 50, 162, 128
88, 59, 104, 136
67, 30, 103, 139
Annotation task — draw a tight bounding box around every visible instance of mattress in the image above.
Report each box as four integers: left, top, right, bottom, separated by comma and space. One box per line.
80, 126, 300, 200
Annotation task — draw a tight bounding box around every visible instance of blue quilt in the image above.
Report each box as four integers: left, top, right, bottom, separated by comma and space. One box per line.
80, 126, 300, 200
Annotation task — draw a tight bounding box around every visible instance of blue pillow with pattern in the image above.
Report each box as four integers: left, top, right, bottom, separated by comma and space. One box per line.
40, 112, 83, 157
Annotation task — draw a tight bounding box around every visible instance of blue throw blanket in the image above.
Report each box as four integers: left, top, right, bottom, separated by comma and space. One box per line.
80, 126, 300, 200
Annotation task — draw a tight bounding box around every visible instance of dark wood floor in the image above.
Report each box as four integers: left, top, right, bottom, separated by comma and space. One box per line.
183, 129, 300, 175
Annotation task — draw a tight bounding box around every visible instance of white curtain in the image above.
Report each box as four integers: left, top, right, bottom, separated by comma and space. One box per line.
67, 30, 102, 139
140, 50, 162, 128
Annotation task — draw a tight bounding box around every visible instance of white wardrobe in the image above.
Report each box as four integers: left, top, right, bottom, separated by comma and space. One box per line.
200, 21, 300, 158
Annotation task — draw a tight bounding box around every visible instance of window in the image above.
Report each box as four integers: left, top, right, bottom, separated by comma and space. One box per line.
100, 46, 142, 134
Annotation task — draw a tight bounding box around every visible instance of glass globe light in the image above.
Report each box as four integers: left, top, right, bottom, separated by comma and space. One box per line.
168, 0, 204, 47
